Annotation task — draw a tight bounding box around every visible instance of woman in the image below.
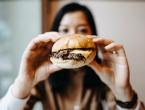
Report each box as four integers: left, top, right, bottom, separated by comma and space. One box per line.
0, 2, 144, 110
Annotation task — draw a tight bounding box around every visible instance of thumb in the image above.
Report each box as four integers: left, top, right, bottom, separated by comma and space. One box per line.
88, 61, 112, 77
48, 64, 62, 74
88, 61, 103, 74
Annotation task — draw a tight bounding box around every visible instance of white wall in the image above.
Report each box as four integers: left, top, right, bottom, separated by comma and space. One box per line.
6, 0, 41, 69
0, 0, 41, 97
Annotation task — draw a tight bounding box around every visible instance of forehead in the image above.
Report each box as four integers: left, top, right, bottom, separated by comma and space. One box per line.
60, 11, 89, 25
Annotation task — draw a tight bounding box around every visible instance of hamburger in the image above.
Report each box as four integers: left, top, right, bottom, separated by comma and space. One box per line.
50, 34, 96, 68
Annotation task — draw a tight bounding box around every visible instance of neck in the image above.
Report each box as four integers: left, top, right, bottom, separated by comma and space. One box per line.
65, 70, 85, 103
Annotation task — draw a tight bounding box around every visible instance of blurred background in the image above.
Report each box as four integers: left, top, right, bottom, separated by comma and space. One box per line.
0, 0, 145, 108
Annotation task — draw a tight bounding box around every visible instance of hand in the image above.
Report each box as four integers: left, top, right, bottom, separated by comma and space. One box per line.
12, 32, 62, 98
88, 37, 134, 101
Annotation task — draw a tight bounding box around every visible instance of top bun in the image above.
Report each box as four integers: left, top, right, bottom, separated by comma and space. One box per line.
50, 34, 96, 68
52, 34, 96, 52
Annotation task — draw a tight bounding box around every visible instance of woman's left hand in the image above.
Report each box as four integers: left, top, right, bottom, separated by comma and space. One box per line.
88, 37, 134, 102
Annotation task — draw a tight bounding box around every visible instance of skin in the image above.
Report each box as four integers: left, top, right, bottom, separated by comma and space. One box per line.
12, 11, 135, 109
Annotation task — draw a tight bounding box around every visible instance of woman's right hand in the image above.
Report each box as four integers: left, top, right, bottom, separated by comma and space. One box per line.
12, 32, 62, 99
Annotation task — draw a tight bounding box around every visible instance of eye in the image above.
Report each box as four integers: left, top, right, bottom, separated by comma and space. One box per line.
77, 27, 89, 34
59, 28, 69, 34
79, 29, 88, 33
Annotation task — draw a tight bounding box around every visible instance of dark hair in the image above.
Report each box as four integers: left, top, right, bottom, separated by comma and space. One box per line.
51, 2, 98, 35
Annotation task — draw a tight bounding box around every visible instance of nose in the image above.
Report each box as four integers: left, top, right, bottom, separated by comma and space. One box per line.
68, 29, 76, 35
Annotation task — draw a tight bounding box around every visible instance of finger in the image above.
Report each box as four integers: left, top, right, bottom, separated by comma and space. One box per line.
88, 61, 104, 74
35, 63, 62, 82
88, 61, 113, 80
91, 35, 98, 38
85, 35, 97, 39
32, 32, 61, 45
48, 65, 62, 74
37, 32, 61, 42
105, 42, 122, 51
93, 37, 113, 46
104, 43, 126, 56
27, 32, 61, 51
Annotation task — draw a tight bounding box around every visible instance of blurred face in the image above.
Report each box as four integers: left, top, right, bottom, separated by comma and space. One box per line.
58, 11, 92, 35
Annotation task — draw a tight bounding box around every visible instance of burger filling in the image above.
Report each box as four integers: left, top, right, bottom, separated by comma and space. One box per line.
51, 48, 95, 61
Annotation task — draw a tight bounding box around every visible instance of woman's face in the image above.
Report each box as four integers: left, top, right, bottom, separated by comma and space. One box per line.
58, 11, 92, 35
